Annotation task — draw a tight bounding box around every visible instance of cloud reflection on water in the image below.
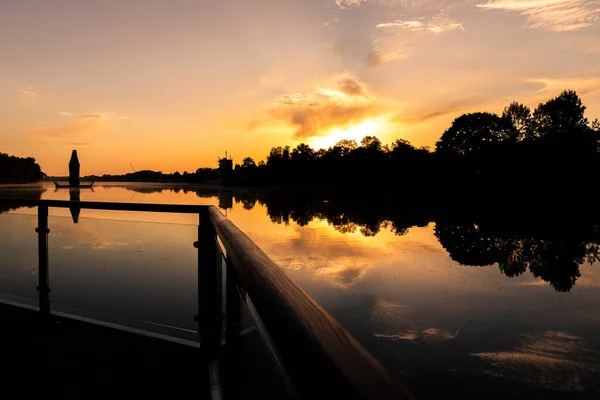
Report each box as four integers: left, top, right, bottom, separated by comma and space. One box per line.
472, 330, 600, 392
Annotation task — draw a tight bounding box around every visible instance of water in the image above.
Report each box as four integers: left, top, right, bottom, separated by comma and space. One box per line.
1, 182, 599, 398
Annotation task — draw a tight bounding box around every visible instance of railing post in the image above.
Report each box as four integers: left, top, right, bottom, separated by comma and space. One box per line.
195, 209, 221, 357
35, 205, 50, 320
225, 258, 241, 348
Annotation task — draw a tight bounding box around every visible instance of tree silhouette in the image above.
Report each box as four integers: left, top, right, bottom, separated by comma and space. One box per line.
86, 89, 599, 200
291, 143, 316, 163
360, 136, 382, 151
502, 101, 532, 141
0, 153, 45, 183
241, 157, 257, 169
435, 112, 513, 155
532, 90, 588, 137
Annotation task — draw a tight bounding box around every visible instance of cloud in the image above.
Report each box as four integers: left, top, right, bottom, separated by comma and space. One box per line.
337, 75, 368, 96
428, 13, 468, 32
367, 36, 411, 65
261, 221, 389, 287
267, 73, 386, 138
377, 20, 426, 30
525, 76, 600, 97
376, 13, 466, 33
370, 12, 465, 65
17, 86, 38, 106
335, 0, 475, 11
78, 112, 128, 121
335, 0, 368, 7
396, 94, 486, 123
375, 328, 459, 344
477, 0, 600, 32
20, 86, 38, 98
28, 112, 128, 144
472, 330, 600, 392
334, 0, 414, 8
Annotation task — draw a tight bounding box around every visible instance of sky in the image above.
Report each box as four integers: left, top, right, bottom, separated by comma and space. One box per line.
1, 0, 599, 175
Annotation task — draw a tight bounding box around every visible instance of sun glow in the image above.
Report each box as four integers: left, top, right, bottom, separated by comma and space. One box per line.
309, 117, 388, 150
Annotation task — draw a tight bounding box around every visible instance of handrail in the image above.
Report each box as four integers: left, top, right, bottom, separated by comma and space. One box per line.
209, 206, 411, 400
0, 198, 208, 213
0, 198, 412, 399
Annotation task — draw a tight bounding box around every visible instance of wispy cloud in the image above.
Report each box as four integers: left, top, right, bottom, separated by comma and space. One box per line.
396, 94, 487, 123
472, 330, 600, 392
335, 0, 473, 11
78, 112, 128, 121
366, 36, 411, 65
28, 112, 129, 144
335, 0, 368, 8
477, 0, 600, 32
526, 76, 600, 96
20, 86, 37, 98
262, 223, 388, 287
266, 73, 386, 138
375, 328, 459, 343
331, 0, 466, 66
334, 0, 417, 8
376, 13, 466, 33
18, 86, 38, 106
370, 12, 465, 65
377, 20, 426, 30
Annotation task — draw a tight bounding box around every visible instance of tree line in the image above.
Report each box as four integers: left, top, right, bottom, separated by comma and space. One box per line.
83, 89, 599, 193
0, 153, 45, 183
225, 90, 599, 195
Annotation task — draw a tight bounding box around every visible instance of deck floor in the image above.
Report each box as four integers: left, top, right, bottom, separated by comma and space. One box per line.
0, 303, 210, 399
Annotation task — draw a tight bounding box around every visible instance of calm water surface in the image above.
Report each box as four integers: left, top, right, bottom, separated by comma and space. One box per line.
1, 182, 600, 398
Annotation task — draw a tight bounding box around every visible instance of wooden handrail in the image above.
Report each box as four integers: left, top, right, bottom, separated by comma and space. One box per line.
0, 198, 413, 398
208, 206, 412, 400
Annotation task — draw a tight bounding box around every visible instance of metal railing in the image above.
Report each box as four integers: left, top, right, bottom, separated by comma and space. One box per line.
0, 198, 410, 400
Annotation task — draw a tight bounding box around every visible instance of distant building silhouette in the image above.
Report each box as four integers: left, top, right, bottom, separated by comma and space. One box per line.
218, 151, 233, 184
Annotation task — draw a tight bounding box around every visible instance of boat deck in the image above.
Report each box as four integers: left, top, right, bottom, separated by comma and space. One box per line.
0, 302, 210, 399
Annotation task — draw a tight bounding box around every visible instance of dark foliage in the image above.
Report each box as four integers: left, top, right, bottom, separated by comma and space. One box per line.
0, 153, 45, 183
0, 186, 46, 214
120, 183, 600, 293
78, 90, 598, 201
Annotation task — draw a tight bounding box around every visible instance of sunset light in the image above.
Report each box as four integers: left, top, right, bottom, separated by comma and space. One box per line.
309, 117, 389, 150
1, 0, 597, 175
2, 1, 600, 398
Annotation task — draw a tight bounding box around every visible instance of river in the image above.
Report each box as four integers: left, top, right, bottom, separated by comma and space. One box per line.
1, 182, 599, 398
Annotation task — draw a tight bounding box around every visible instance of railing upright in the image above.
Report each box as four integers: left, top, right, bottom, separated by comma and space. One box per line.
196, 209, 222, 357
36, 205, 50, 320
225, 258, 241, 349
0, 198, 409, 399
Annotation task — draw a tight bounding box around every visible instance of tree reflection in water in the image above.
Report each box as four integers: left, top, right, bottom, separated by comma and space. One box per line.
118, 186, 600, 292
0, 186, 46, 214
434, 222, 600, 292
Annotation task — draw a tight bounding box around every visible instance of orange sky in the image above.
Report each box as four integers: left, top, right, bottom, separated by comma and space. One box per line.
1, 0, 599, 175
